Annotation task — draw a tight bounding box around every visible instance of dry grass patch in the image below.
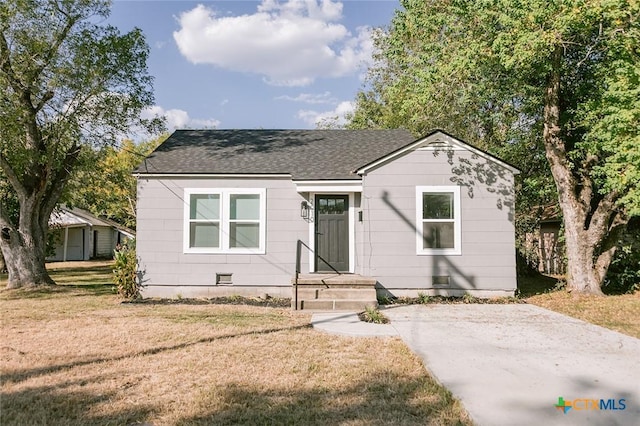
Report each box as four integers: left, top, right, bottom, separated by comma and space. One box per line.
519, 274, 640, 339
526, 291, 640, 339
1, 285, 471, 425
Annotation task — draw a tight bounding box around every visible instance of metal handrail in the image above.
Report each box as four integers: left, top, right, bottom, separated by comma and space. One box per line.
294, 239, 340, 310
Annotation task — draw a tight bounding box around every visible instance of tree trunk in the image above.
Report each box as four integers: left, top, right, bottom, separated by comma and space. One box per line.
0, 192, 57, 288
542, 45, 611, 295
2, 239, 54, 289
562, 220, 604, 295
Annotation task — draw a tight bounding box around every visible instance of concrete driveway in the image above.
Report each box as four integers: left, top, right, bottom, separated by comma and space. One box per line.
383, 304, 640, 426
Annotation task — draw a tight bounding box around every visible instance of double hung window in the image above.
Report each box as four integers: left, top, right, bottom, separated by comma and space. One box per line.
416, 186, 461, 255
185, 188, 265, 253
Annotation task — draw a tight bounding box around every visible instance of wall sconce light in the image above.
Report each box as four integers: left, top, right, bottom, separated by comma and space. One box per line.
300, 200, 310, 219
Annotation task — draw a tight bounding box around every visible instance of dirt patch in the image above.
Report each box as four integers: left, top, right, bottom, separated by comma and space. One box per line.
128, 295, 291, 308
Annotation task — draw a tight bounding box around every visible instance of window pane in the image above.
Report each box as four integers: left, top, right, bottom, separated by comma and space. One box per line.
230, 223, 260, 248
230, 194, 260, 220
423, 193, 453, 219
190, 194, 220, 220
190, 222, 220, 248
422, 222, 455, 249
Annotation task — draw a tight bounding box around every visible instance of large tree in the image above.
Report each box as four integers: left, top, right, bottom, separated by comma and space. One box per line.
350, 0, 640, 294
63, 135, 167, 229
0, 0, 161, 288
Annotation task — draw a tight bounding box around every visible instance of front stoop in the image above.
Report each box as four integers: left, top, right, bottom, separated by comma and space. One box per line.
291, 274, 378, 311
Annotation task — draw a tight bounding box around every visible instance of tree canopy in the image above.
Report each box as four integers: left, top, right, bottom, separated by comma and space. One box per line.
350, 0, 640, 293
0, 0, 162, 288
64, 135, 167, 229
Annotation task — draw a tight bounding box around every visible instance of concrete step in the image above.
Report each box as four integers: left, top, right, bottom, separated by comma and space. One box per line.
293, 274, 377, 287
295, 288, 377, 300
292, 299, 378, 311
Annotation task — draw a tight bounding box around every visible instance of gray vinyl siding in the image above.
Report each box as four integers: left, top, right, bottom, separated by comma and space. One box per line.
358, 148, 516, 295
137, 177, 308, 298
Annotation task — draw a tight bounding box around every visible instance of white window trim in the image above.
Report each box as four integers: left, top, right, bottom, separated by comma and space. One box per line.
184, 188, 266, 254
416, 186, 461, 255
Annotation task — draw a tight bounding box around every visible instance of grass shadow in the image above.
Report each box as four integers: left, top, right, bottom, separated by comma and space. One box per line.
0, 283, 116, 300
176, 373, 470, 426
517, 274, 562, 297
1, 378, 156, 425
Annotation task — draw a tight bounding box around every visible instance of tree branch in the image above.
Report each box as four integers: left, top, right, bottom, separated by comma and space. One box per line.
0, 31, 23, 93
593, 209, 628, 284
0, 199, 16, 231
587, 190, 621, 246
30, 2, 78, 84
0, 152, 27, 196
40, 144, 81, 227
543, 45, 583, 222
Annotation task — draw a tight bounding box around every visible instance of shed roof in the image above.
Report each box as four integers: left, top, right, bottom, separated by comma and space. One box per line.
49, 206, 135, 237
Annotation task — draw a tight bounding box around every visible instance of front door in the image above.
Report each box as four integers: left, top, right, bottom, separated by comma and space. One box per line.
315, 194, 349, 272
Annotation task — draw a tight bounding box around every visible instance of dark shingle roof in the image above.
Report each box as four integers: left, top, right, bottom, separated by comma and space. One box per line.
134, 129, 416, 180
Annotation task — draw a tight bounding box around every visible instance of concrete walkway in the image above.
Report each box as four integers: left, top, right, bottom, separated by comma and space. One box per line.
311, 304, 640, 426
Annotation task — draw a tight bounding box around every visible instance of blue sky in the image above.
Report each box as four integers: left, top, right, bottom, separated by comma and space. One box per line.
108, 0, 401, 132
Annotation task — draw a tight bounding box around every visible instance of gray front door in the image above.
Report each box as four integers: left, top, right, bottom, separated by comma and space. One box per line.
315, 195, 349, 272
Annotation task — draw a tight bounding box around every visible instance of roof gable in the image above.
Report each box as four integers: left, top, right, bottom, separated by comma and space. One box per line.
355, 130, 520, 175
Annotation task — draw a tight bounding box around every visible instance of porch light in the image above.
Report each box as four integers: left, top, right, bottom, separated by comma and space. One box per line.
300, 200, 311, 218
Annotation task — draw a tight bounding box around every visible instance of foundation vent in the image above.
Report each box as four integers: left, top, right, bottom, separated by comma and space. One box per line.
432, 276, 450, 287
216, 273, 233, 285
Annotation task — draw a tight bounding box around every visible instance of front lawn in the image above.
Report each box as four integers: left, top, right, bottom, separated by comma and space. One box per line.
0, 283, 471, 425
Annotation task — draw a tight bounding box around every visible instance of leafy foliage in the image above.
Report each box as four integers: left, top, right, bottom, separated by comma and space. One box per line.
604, 219, 640, 294
112, 240, 140, 299
64, 135, 167, 229
349, 0, 640, 292
0, 0, 163, 287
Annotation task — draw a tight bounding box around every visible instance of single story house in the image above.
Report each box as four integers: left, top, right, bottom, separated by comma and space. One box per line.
134, 129, 519, 300
48, 206, 135, 261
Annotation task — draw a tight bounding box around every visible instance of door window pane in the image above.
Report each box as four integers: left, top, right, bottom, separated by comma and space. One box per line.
230, 194, 260, 220
190, 194, 220, 220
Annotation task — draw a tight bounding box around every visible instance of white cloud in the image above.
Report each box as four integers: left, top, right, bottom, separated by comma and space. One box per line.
142, 105, 220, 130
297, 100, 354, 127
173, 1, 374, 87
275, 91, 337, 104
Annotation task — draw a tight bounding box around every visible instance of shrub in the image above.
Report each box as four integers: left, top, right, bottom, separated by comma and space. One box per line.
417, 292, 431, 304
604, 219, 640, 294
359, 306, 389, 324
112, 240, 141, 299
